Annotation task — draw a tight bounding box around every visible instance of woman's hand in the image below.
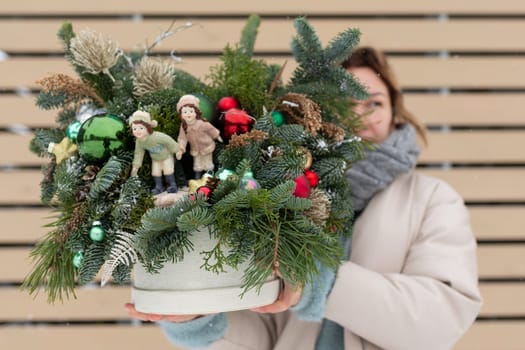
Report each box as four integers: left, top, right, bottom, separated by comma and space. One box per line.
125, 303, 200, 323
251, 279, 302, 313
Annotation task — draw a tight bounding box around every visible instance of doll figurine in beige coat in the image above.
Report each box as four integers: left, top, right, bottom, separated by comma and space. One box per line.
126, 48, 482, 350
129, 111, 178, 195
175, 94, 223, 179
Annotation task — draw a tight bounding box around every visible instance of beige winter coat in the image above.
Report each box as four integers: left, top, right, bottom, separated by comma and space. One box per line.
203, 171, 482, 350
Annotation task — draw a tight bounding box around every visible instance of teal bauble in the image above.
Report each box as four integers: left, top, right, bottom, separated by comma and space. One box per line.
271, 111, 285, 127
77, 114, 126, 162
216, 168, 235, 181
72, 251, 84, 268
194, 93, 214, 121
65, 120, 82, 143
89, 221, 105, 242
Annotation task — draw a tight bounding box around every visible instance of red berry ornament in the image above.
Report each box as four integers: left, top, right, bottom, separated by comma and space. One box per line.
222, 108, 255, 140
304, 170, 319, 187
196, 186, 212, 199
217, 96, 239, 112
293, 175, 311, 198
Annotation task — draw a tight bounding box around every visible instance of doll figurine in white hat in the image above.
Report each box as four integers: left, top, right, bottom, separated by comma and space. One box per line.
175, 94, 222, 178
129, 110, 179, 194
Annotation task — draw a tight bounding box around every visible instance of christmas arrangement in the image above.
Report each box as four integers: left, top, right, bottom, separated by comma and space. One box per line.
22, 15, 367, 309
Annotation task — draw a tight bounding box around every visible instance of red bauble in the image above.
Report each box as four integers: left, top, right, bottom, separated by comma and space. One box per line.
222, 108, 255, 140
293, 175, 311, 198
217, 96, 240, 112
304, 170, 319, 187
196, 186, 212, 198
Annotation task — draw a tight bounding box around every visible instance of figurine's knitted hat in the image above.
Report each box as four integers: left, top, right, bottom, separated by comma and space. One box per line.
128, 110, 158, 128
177, 94, 200, 113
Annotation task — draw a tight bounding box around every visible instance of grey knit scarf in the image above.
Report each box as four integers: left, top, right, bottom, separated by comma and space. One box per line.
315, 124, 420, 350
346, 123, 420, 212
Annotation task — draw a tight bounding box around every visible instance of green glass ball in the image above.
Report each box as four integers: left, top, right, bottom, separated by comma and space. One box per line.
77, 114, 126, 163
65, 120, 82, 143
194, 93, 214, 121
89, 222, 105, 242
72, 251, 84, 268
271, 111, 285, 127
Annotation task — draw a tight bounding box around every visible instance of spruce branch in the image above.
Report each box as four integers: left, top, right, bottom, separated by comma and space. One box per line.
239, 14, 261, 58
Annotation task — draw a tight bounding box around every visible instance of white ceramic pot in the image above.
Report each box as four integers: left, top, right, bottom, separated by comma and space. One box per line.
132, 228, 280, 315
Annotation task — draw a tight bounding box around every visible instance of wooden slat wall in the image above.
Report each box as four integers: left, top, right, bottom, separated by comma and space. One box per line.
2, 1, 524, 349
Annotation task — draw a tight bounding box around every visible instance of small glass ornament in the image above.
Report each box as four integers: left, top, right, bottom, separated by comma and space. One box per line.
65, 120, 82, 143
271, 111, 285, 127
240, 170, 259, 190
89, 221, 105, 242
72, 251, 84, 268
216, 168, 235, 181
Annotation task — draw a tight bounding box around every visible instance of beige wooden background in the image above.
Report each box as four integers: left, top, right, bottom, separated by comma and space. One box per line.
1, 1, 525, 349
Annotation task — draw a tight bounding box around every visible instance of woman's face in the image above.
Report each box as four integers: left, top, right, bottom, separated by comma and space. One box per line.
348, 66, 394, 144
132, 123, 148, 139
181, 106, 197, 125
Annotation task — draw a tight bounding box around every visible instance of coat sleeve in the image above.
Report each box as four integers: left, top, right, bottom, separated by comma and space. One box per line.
323, 180, 482, 350
159, 311, 283, 350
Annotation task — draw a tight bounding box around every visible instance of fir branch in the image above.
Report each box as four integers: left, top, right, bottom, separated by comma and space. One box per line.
325, 27, 361, 64
29, 129, 65, 157
21, 215, 77, 304
88, 156, 124, 200
239, 14, 261, 58
78, 242, 106, 285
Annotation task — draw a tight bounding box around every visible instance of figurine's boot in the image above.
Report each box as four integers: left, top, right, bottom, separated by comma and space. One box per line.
151, 176, 164, 195
165, 174, 178, 193
194, 171, 202, 179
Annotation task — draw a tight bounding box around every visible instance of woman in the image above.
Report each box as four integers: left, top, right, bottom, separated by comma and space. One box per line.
175, 94, 222, 179
126, 47, 482, 349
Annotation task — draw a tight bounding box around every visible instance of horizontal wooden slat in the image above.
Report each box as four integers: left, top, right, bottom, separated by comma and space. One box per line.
470, 206, 525, 241
5, 244, 524, 282
0, 208, 51, 243
455, 321, 525, 350
0, 282, 519, 321
8, 130, 525, 166
420, 131, 525, 163
0, 172, 41, 205
405, 94, 525, 126
3, 94, 523, 128
0, 286, 130, 321
480, 283, 525, 316
3, 19, 525, 52
0, 325, 175, 350
478, 245, 525, 278
0, 133, 42, 166
417, 168, 525, 202
2, 168, 524, 205
3, 206, 524, 243
2, 0, 525, 15
0, 96, 55, 128
3, 56, 525, 89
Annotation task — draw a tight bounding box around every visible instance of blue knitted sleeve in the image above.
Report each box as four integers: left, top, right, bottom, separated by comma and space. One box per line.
158, 313, 227, 349
291, 262, 337, 322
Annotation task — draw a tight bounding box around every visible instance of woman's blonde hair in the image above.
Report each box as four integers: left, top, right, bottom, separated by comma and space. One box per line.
341, 47, 427, 145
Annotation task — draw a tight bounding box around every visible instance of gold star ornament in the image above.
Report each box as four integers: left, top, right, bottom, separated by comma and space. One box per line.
48, 137, 78, 164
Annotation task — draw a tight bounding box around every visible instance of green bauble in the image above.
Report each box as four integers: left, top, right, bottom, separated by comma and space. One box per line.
89, 221, 105, 242
271, 111, 285, 127
194, 93, 214, 121
72, 251, 84, 268
77, 114, 126, 163
65, 120, 82, 143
